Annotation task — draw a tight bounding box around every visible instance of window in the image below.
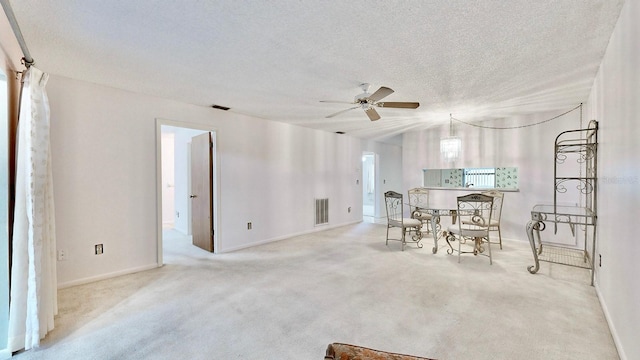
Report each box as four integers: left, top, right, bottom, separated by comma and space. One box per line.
463, 168, 496, 188
422, 167, 518, 190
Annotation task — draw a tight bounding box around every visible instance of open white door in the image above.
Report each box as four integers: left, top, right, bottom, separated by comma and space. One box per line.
190, 132, 214, 252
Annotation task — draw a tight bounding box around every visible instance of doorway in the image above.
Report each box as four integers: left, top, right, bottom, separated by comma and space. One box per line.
156, 120, 217, 265
362, 152, 376, 219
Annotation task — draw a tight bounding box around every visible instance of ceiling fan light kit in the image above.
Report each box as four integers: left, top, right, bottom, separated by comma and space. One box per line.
321, 83, 419, 121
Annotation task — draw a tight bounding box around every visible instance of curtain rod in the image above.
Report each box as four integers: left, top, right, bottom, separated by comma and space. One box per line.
0, 0, 34, 68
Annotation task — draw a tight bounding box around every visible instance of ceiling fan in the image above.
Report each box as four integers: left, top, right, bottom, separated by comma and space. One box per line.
321, 83, 420, 121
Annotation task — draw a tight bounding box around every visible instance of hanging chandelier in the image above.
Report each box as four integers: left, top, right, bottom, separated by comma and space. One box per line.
440, 114, 461, 162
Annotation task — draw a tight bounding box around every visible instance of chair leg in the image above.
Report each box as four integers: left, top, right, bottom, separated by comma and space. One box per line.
457, 235, 462, 263
401, 227, 406, 251
497, 225, 502, 249
386, 225, 390, 245
487, 235, 493, 265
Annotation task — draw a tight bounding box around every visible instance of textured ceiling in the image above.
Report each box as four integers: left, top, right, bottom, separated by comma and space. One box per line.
9, 1, 624, 141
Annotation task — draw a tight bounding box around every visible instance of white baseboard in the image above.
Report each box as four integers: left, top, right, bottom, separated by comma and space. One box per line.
595, 282, 627, 360
218, 220, 362, 253
59, 221, 362, 287
57, 263, 159, 289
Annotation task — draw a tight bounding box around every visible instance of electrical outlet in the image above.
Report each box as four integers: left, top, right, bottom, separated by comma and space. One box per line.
247, 222, 252, 230
599, 254, 602, 267
348, 207, 351, 213
95, 244, 104, 255
57, 250, 67, 261
176, 211, 180, 218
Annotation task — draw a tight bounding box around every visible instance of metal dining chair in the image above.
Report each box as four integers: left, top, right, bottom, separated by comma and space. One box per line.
446, 193, 494, 264
384, 191, 423, 250
481, 190, 504, 249
407, 187, 432, 234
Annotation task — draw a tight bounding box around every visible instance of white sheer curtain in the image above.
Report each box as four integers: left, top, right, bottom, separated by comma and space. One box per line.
7, 66, 57, 351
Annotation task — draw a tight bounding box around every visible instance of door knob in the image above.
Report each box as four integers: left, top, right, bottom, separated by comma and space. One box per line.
190, 194, 197, 198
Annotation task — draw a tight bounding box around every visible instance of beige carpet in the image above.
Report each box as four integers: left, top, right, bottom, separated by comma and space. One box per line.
13, 222, 619, 359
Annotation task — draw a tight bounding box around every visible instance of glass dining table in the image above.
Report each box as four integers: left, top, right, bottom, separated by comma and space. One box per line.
409, 205, 459, 254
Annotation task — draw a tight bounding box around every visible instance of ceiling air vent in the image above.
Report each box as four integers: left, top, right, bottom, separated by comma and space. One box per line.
211, 104, 230, 111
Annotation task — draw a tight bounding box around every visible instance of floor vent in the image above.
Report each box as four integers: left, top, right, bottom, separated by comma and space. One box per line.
315, 198, 329, 226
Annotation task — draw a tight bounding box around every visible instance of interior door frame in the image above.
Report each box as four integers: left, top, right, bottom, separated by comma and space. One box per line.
155, 118, 219, 266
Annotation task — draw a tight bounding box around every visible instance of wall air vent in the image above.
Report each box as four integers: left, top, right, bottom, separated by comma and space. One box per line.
211, 104, 230, 111
315, 198, 329, 226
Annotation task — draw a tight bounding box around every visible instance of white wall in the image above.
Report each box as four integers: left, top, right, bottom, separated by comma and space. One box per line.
402, 110, 583, 243
48, 75, 363, 287
585, 0, 640, 358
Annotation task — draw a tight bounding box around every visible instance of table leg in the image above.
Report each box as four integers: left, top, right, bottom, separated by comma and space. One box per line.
431, 215, 440, 254
526, 220, 542, 274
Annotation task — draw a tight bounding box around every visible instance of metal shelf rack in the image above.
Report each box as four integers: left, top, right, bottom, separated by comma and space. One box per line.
526, 120, 598, 285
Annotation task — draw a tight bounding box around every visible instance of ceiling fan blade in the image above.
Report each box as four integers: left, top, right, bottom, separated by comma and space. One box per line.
376, 101, 420, 109
367, 86, 394, 102
364, 107, 381, 121
320, 100, 355, 104
326, 106, 359, 118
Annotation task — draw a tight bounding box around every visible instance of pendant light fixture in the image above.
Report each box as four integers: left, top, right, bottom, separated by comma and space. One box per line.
440, 114, 461, 162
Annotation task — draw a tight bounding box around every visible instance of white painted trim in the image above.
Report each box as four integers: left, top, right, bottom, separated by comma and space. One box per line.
57, 264, 159, 290
218, 220, 362, 253
155, 118, 220, 266
596, 283, 626, 360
